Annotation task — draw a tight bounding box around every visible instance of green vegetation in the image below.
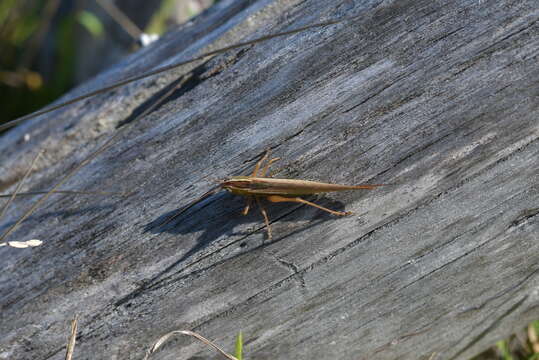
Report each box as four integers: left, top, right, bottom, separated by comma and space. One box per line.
0, 0, 214, 129
235, 331, 243, 360
0, 1, 96, 127
472, 321, 539, 360
77, 10, 105, 38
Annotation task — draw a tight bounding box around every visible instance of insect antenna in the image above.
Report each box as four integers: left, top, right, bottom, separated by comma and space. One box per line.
158, 184, 223, 228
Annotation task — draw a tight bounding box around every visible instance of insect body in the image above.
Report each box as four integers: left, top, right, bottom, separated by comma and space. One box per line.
170, 151, 384, 240
223, 176, 380, 196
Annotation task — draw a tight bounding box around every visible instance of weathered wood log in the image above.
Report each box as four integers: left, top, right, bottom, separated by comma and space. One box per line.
1, 0, 538, 359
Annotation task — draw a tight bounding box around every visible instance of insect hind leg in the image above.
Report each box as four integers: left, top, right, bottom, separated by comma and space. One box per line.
266, 195, 352, 216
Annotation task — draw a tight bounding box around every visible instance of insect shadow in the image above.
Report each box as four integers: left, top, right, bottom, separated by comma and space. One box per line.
143, 190, 346, 257
116, 192, 346, 307
127, 150, 383, 305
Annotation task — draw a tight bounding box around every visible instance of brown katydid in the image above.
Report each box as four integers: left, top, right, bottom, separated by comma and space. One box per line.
164, 150, 385, 240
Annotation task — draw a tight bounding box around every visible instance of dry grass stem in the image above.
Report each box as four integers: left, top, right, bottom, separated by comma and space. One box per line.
0, 150, 43, 220
95, 0, 143, 40
0, 71, 188, 245
65, 315, 79, 360
0, 150, 44, 248
144, 330, 238, 360
0, 190, 130, 198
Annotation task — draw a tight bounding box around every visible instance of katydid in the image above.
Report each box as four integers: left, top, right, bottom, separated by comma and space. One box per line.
165, 150, 385, 240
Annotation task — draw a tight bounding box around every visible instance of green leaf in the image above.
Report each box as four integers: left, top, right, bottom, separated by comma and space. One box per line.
495, 340, 513, 360
532, 320, 539, 334
10, 14, 40, 45
77, 10, 104, 38
235, 331, 243, 360
145, 0, 175, 35
0, 0, 19, 27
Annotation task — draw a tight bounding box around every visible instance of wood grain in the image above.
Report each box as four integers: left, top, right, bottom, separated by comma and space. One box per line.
0, 0, 537, 359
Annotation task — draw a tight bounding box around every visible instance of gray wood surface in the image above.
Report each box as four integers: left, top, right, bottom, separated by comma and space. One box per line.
1, 0, 538, 359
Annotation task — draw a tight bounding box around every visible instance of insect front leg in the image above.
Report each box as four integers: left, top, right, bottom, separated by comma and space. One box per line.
265, 195, 353, 216
242, 197, 252, 215
252, 151, 270, 176
261, 157, 280, 177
